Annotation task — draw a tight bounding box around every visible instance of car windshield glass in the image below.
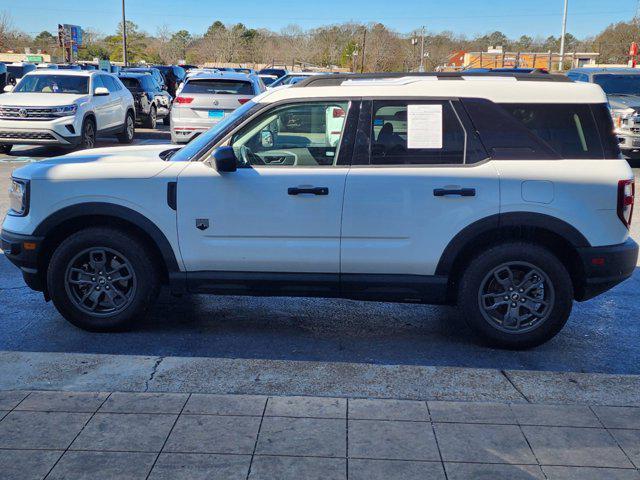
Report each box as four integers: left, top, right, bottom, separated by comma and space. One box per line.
593, 74, 640, 95
171, 101, 260, 162
181, 79, 253, 95
14, 75, 89, 94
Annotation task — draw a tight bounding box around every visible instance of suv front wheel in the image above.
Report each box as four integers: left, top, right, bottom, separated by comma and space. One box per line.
46, 227, 160, 331
458, 242, 573, 349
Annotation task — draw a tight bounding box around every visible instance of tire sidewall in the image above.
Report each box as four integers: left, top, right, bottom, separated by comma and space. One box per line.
46, 227, 159, 332
459, 242, 573, 349
80, 117, 96, 149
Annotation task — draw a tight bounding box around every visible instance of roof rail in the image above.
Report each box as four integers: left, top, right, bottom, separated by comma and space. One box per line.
294, 71, 572, 87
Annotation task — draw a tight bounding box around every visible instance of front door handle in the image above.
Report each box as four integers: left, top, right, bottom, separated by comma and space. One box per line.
288, 186, 329, 196
433, 188, 476, 197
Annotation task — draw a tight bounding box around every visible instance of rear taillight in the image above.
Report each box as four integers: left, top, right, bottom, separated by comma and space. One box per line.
617, 179, 635, 228
175, 97, 193, 104
238, 98, 250, 105
332, 108, 346, 118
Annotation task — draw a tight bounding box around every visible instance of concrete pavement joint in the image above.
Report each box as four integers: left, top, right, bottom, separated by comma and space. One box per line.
501, 369, 530, 403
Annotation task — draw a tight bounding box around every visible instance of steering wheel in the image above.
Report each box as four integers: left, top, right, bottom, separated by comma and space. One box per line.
239, 145, 265, 166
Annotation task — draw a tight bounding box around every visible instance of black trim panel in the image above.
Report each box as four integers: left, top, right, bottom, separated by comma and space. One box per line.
575, 238, 638, 301
188, 271, 339, 297
33, 202, 182, 280
187, 271, 449, 304
435, 212, 591, 276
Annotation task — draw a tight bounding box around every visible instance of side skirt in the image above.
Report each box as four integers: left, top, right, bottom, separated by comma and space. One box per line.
185, 271, 450, 305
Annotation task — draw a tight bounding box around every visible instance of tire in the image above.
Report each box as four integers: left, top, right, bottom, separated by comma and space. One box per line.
144, 105, 157, 129
0, 144, 12, 154
117, 111, 135, 143
458, 242, 573, 349
79, 117, 96, 149
46, 227, 160, 332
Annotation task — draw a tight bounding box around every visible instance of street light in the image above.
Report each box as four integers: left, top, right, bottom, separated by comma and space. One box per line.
558, 0, 569, 70
121, 0, 128, 66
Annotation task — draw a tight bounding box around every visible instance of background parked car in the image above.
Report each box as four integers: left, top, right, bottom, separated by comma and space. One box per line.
259, 74, 278, 86
258, 68, 288, 78
170, 71, 265, 143
152, 65, 186, 98
5, 63, 36, 86
268, 71, 325, 88
57, 64, 82, 70
568, 67, 640, 160
121, 67, 166, 91
36, 63, 58, 70
119, 72, 172, 128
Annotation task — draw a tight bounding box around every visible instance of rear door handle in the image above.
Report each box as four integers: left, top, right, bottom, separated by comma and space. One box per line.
433, 188, 476, 197
288, 186, 329, 196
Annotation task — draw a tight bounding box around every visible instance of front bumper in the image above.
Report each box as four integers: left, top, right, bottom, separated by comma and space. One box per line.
575, 238, 638, 301
0, 117, 82, 146
1, 228, 45, 291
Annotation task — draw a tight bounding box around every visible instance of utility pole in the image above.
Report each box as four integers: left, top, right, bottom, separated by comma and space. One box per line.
558, 0, 568, 70
360, 28, 367, 73
121, 0, 128, 66
419, 26, 425, 72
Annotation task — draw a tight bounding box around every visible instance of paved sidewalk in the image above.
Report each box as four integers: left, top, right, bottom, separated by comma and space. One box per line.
0, 390, 639, 480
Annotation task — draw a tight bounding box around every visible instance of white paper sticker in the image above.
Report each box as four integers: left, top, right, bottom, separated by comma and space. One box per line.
407, 104, 442, 149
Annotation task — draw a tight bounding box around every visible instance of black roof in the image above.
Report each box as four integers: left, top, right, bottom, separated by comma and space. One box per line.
294, 71, 572, 87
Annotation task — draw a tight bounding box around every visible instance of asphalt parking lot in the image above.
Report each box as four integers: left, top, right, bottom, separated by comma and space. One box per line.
1, 133, 639, 376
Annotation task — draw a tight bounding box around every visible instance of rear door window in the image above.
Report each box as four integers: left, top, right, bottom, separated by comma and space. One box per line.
182, 79, 253, 95
369, 101, 469, 165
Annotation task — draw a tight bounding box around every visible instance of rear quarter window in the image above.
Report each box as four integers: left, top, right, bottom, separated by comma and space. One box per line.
181, 79, 253, 95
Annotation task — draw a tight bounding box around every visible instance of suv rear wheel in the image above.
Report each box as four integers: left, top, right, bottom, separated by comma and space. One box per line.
46, 227, 160, 332
458, 242, 573, 349
117, 111, 135, 143
144, 105, 157, 129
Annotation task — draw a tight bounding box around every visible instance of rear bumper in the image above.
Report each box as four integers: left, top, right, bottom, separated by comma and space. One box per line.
575, 238, 638, 301
1, 228, 45, 291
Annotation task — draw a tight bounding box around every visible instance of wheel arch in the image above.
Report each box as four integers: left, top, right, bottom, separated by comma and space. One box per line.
34, 203, 183, 292
436, 212, 590, 303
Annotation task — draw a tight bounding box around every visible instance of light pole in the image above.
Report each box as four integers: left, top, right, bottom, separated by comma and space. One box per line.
121, 0, 128, 66
558, 0, 568, 70
419, 26, 426, 72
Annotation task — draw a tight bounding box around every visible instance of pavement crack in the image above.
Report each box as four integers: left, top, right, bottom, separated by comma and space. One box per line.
144, 356, 164, 392
500, 369, 530, 403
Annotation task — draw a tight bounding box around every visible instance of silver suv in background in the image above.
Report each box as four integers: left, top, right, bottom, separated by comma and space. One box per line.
567, 67, 640, 159
170, 71, 265, 144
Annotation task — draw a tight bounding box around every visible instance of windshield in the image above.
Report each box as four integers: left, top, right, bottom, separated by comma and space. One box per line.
181, 79, 253, 95
171, 100, 261, 162
14, 75, 89, 94
593, 74, 640, 95
120, 77, 141, 90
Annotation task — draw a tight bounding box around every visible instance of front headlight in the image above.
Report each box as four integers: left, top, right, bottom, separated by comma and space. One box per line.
52, 104, 78, 117
8, 178, 29, 216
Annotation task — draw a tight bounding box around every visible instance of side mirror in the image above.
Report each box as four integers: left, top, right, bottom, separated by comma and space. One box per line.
94, 86, 109, 96
211, 146, 237, 173
260, 129, 274, 148
3, 85, 13, 93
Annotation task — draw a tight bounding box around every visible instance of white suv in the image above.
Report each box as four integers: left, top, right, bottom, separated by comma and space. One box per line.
0, 70, 135, 153
2, 73, 637, 349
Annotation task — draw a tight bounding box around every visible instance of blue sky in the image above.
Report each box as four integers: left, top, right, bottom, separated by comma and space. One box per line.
5, 0, 638, 39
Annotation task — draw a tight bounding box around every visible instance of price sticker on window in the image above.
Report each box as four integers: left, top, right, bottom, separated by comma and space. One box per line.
407, 104, 443, 149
